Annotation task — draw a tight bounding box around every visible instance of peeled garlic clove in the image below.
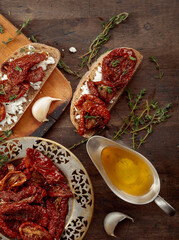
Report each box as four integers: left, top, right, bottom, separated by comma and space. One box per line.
32, 97, 62, 122
104, 212, 134, 237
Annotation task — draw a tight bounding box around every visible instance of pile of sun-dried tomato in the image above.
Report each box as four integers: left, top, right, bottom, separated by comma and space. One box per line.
0, 148, 73, 240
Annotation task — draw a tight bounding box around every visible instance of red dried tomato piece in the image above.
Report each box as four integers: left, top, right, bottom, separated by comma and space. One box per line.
26, 67, 44, 83
102, 48, 137, 88
34, 205, 49, 227
0, 80, 30, 102
0, 216, 19, 239
26, 148, 64, 184
56, 198, 68, 239
0, 163, 16, 181
7, 52, 46, 85
0, 103, 5, 121
87, 80, 99, 97
34, 186, 47, 203
19, 222, 53, 240
46, 199, 59, 238
0, 202, 36, 222
47, 182, 73, 198
75, 94, 110, 136
0, 171, 27, 190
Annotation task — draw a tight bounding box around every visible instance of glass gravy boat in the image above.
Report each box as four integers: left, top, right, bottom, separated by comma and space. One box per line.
86, 136, 175, 216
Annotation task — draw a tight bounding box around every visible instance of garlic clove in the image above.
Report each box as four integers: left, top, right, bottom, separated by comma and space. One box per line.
104, 212, 134, 237
32, 97, 62, 122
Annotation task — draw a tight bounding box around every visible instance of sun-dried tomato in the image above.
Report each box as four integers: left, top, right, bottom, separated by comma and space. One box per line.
34, 205, 49, 227
0, 171, 27, 190
34, 186, 47, 203
56, 197, 68, 239
27, 170, 46, 187
6, 52, 46, 85
0, 216, 19, 239
75, 94, 110, 136
102, 48, 137, 88
0, 164, 16, 181
0, 103, 5, 121
19, 222, 53, 240
26, 148, 64, 184
47, 182, 73, 198
0, 80, 30, 103
46, 199, 59, 238
26, 67, 44, 83
5, 219, 21, 236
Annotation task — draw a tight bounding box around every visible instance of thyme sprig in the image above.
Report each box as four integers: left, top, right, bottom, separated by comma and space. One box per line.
113, 88, 146, 140
80, 12, 129, 68
0, 130, 13, 143
2, 18, 30, 45
149, 56, 164, 79
114, 89, 171, 149
0, 24, 4, 34
69, 128, 105, 150
30, 35, 37, 43
58, 59, 82, 78
16, 18, 30, 35
0, 154, 8, 168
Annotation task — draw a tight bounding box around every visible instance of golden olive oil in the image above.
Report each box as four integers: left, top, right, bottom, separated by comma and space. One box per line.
101, 146, 154, 196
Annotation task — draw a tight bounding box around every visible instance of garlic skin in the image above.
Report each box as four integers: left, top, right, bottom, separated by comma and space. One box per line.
32, 97, 62, 122
104, 212, 134, 237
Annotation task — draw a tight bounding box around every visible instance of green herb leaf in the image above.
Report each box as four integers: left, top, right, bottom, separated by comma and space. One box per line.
106, 86, 113, 93
0, 91, 5, 95
149, 56, 164, 79
112, 59, 119, 67
15, 66, 22, 72
123, 70, 128, 75
0, 24, 4, 34
16, 18, 30, 35
0, 154, 8, 168
58, 59, 81, 78
30, 35, 37, 43
129, 56, 136, 61
9, 95, 17, 101
84, 115, 99, 119
2, 38, 13, 45
20, 48, 25, 52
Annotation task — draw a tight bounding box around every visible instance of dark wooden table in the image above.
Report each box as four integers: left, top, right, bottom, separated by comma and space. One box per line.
1, 0, 178, 239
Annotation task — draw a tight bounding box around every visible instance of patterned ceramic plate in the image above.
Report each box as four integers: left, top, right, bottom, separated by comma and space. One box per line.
0, 137, 94, 240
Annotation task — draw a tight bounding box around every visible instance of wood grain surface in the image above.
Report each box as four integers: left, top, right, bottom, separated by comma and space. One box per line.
0, 0, 179, 240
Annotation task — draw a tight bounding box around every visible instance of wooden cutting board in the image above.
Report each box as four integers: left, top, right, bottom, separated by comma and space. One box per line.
0, 14, 72, 138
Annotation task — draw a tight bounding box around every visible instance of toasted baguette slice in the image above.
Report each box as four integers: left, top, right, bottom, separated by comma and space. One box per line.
70, 47, 143, 138
0, 43, 60, 131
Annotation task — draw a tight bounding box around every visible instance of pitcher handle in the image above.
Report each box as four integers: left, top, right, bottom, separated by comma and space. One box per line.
154, 195, 176, 216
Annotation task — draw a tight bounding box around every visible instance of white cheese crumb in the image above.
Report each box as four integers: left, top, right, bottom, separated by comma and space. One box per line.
80, 81, 90, 95
0, 97, 27, 127
30, 81, 42, 90
1, 74, 8, 81
28, 45, 35, 50
93, 66, 102, 82
32, 56, 55, 71
62, 49, 65, 52
75, 115, 80, 120
110, 97, 116, 104
69, 47, 77, 53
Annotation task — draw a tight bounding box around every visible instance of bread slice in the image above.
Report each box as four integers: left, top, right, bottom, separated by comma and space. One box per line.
0, 43, 60, 131
70, 47, 143, 138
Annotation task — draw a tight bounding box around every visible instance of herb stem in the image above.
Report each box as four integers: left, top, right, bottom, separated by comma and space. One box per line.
80, 12, 129, 68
